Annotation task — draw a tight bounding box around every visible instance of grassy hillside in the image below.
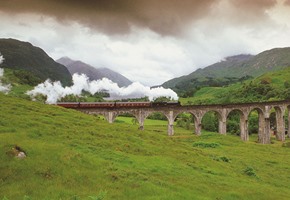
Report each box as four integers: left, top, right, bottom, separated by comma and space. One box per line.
163, 54, 253, 89
1, 93, 290, 199
180, 66, 290, 105
163, 47, 290, 96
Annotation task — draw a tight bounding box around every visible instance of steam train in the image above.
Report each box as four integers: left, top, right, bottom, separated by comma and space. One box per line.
56, 101, 181, 109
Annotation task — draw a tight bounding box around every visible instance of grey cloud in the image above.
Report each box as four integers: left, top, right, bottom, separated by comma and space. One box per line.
0, 0, 279, 36
230, 0, 277, 20
284, 0, 290, 5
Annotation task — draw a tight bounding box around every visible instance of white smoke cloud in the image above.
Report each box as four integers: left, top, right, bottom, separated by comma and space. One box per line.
0, 69, 11, 93
0, 53, 11, 93
27, 73, 178, 104
0, 53, 4, 64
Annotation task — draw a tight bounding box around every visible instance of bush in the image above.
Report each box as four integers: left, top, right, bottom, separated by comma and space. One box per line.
227, 111, 241, 135
13, 70, 42, 86
192, 142, 220, 148
147, 112, 167, 121
248, 113, 259, 134
202, 112, 218, 132
60, 94, 87, 102
213, 156, 231, 162
282, 142, 290, 148
243, 166, 257, 177
219, 156, 231, 162
176, 113, 193, 130
227, 119, 240, 135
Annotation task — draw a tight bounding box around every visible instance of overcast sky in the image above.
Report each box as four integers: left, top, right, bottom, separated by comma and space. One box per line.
0, 0, 290, 86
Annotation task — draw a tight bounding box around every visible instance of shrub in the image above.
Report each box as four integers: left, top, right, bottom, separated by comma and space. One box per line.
202, 112, 218, 132
192, 142, 220, 148
89, 190, 107, 200
176, 113, 193, 130
243, 166, 257, 177
248, 113, 259, 134
13, 70, 42, 86
147, 112, 167, 121
219, 156, 230, 162
282, 142, 290, 148
213, 156, 231, 162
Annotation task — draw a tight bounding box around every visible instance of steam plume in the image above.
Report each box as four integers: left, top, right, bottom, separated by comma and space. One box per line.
0, 53, 3, 64
27, 73, 178, 104
0, 53, 11, 93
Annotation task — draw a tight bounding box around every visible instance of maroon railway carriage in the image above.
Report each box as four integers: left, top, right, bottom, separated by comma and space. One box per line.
56, 101, 180, 108
115, 102, 151, 108
56, 102, 151, 108
56, 102, 115, 108
79, 102, 115, 108
56, 102, 79, 108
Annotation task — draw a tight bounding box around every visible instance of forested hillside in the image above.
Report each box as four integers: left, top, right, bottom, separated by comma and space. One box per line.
163, 47, 290, 97
0, 38, 72, 86
180, 66, 290, 105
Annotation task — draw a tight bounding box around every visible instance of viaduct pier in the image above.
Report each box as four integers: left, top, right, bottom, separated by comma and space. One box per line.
58, 100, 290, 144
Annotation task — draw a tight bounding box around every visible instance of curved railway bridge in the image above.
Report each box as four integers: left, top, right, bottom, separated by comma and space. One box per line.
57, 100, 290, 144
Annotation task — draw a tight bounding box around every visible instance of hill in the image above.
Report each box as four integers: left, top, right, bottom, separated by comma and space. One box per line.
0, 93, 290, 199
0, 38, 72, 86
163, 47, 290, 96
57, 57, 132, 87
180, 65, 290, 105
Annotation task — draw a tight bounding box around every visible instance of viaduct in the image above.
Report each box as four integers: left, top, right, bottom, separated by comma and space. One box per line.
72, 101, 290, 144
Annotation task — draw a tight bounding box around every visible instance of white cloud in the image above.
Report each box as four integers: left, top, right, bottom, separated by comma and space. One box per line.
0, 67, 11, 94
0, 53, 11, 93
0, 53, 4, 64
1, 1, 290, 87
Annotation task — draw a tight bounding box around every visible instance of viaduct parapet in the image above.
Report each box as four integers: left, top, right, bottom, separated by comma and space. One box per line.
66, 101, 290, 144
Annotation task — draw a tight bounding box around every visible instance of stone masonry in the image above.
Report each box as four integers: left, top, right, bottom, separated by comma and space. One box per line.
76, 101, 290, 144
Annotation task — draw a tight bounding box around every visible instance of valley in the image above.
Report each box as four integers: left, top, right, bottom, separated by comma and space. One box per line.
1, 1, 290, 199
1, 39, 290, 200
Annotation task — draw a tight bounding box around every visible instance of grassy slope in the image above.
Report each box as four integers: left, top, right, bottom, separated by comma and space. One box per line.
179, 84, 241, 105
1, 94, 290, 200
180, 66, 290, 105
163, 47, 290, 93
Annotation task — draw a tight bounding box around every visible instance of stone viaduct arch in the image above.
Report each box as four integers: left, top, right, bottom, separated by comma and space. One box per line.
74, 100, 290, 144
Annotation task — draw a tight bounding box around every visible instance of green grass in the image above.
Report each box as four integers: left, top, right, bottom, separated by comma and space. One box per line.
1, 68, 34, 99
179, 82, 244, 105
116, 116, 168, 126
180, 66, 290, 105
1, 93, 290, 199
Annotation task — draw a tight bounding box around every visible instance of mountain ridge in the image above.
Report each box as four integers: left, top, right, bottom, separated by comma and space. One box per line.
162, 47, 290, 96
57, 57, 132, 87
0, 38, 72, 86
179, 65, 290, 105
